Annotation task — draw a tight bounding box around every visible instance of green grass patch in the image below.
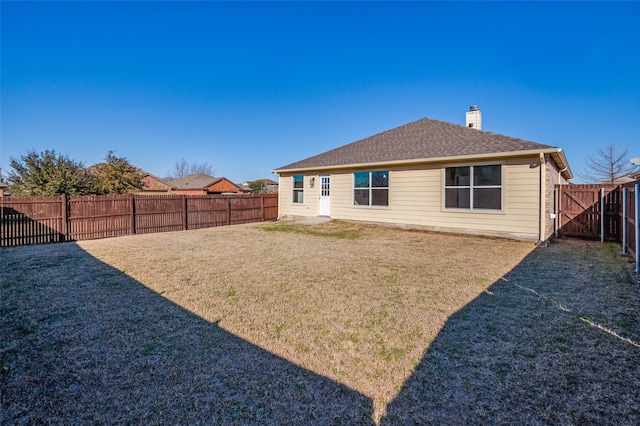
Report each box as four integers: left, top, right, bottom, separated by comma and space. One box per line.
260, 222, 361, 239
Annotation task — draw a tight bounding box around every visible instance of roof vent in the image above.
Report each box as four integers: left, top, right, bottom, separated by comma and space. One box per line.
466, 105, 482, 130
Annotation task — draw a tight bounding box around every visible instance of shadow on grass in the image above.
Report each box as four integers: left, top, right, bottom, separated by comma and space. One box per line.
382, 240, 640, 425
1, 243, 374, 424
1, 205, 66, 247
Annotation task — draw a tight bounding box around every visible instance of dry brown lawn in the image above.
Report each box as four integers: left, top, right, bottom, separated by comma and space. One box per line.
2, 220, 639, 425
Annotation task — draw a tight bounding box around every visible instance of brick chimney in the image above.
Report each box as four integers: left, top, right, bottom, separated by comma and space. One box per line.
466, 105, 482, 130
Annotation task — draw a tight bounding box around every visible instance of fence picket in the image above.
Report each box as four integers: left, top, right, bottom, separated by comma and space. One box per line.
1, 194, 278, 247
556, 182, 638, 272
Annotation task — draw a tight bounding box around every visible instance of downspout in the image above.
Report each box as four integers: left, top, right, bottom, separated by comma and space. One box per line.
555, 166, 568, 239
539, 153, 546, 243
558, 166, 568, 183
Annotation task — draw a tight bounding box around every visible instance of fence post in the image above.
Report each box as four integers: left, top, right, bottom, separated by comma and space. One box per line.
61, 194, 68, 242
600, 187, 605, 243
622, 187, 627, 254
227, 197, 232, 226
260, 194, 265, 221
182, 196, 188, 230
633, 183, 640, 274
130, 195, 136, 235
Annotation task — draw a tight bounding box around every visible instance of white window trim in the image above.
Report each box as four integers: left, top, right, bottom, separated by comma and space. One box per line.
352, 170, 390, 208
292, 175, 304, 204
442, 163, 505, 212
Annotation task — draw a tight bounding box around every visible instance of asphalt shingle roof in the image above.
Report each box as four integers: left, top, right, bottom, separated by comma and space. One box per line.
275, 117, 557, 171
168, 174, 221, 190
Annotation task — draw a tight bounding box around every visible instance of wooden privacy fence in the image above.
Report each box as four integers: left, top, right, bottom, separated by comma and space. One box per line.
622, 184, 638, 271
556, 182, 639, 273
1, 193, 278, 247
555, 184, 621, 241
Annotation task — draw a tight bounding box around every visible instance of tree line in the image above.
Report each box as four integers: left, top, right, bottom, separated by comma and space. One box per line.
2, 150, 215, 197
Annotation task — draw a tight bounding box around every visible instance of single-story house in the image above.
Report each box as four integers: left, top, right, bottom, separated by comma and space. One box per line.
168, 174, 245, 195
87, 164, 173, 194
611, 171, 640, 184
0, 182, 8, 197
242, 178, 279, 194
272, 106, 573, 242
140, 172, 173, 193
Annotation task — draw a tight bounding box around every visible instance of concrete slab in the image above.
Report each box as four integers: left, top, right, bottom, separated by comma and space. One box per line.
294, 217, 332, 225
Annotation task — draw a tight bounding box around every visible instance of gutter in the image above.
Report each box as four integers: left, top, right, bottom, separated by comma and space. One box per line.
558, 165, 568, 184
549, 150, 573, 181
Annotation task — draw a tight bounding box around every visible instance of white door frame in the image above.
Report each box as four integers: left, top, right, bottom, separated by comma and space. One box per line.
318, 175, 330, 216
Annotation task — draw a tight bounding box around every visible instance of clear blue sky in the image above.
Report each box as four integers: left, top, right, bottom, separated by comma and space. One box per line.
2, 1, 639, 184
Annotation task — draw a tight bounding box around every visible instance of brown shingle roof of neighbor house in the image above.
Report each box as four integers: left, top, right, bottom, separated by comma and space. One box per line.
274, 117, 572, 179
169, 174, 223, 190
139, 171, 169, 182
250, 179, 278, 186
612, 171, 640, 184
140, 172, 173, 192
168, 174, 243, 191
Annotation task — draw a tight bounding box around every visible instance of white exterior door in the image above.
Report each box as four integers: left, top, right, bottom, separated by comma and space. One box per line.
318, 176, 330, 216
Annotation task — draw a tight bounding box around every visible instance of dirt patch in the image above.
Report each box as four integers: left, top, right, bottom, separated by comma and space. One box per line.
1, 221, 638, 424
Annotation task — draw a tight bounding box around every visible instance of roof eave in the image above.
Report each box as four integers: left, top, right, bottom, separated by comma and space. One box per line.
548, 149, 573, 180
273, 148, 573, 178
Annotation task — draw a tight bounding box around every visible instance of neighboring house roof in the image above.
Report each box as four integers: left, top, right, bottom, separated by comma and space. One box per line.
244, 179, 278, 186
242, 178, 279, 194
258, 179, 278, 185
140, 172, 173, 192
169, 174, 222, 190
611, 172, 640, 184
274, 117, 572, 179
169, 174, 243, 192
87, 164, 172, 192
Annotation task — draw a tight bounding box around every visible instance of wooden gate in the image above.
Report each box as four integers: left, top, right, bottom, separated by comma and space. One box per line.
556, 184, 620, 241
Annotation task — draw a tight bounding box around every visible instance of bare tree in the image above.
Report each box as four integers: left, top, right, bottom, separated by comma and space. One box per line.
579, 143, 639, 183
189, 162, 214, 176
165, 158, 215, 181
168, 158, 190, 180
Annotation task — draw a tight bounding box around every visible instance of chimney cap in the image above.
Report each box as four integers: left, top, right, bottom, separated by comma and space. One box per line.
469, 105, 479, 111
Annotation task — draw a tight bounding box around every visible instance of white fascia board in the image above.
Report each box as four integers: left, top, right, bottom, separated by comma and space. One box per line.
273, 148, 572, 176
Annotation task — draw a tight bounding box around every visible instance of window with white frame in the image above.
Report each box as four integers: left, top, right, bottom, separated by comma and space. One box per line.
444, 165, 502, 210
353, 171, 389, 206
292, 175, 304, 203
